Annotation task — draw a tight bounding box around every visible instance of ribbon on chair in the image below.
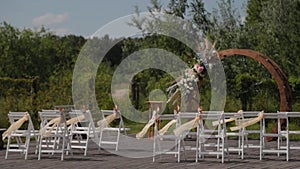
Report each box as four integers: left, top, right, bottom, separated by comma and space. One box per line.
230, 111, 264, 131
67, 114, 85, 125
212, 110, 243, 126
97, 105, 119, 131
66, 113, 85, 130
39, 116, 62, 137
136, 109, 159, 139
158, 119, 177, 135
2, 112, 29, 140
173, 114, 201, 137
158, 105, 180, 135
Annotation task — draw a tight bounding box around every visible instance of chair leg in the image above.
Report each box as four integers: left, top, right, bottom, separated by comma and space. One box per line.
61, 135, 65, 161
238, 134, 241, 156
221, 138, 224, 163
84, 134, 89, 156
152, 138, 156, 162
259, 136, 263, 160
67, 134, 72, 156
98, 131, 103, 150
199, 140, 204, 160
286, 134, 290, 161
241, 134, 244, 159
196, 137, 199, 163
177, 140, 180, 163
25, 136, 30, 160
174, 139, 177, 158
5, 136, 11, 159
217, 137, 220, 159
116, 131, 120, 151
38, 136, 43, 160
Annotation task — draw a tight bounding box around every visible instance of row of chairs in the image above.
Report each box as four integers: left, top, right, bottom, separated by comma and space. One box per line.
153, 111, 229, 163
4, 108, 128, 160
4, 109, 300, 162
152, 110, 300, 163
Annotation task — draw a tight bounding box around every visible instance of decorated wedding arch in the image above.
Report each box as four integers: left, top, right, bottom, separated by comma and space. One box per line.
218, 49, 292, 112
136, 42, 293, 140
217, 49, 292, 138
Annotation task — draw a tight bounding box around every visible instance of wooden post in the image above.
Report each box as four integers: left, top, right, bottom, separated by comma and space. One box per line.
147, 101, 165, 138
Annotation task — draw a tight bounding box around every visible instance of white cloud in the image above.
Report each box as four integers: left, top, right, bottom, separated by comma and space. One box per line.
32, 12, 69, 27
32, 13, 72, 36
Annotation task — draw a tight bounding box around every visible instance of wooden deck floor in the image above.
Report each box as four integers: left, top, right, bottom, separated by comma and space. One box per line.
1, 139, 300, 169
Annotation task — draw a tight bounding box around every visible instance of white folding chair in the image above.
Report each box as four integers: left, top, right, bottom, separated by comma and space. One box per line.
69, 110, 95, 156
224, 112, 246, 159
259, 112, 289, 161
197, 111, 228, 163
98, 109, 129, 151
281, 112, 300, 161
152, 111, 190, 162
284, 112, 300, 149
38, 110, 71, 160
241, 111, 262, 150
4, 112, 38, 160
153, 110, 200, 162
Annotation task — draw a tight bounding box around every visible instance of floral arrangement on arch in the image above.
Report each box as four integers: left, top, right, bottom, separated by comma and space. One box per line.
166, 38, 216, 105
166, 63, 204, 105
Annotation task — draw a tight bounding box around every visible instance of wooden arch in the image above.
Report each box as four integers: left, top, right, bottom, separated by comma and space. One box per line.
217, 49, 292, 112
217, 49, 292, 140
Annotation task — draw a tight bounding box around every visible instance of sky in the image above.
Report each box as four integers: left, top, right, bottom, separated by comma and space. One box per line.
0, 0, 247, 38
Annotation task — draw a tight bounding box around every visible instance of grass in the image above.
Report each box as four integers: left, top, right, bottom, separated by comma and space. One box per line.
288, 122, 300, 140
124, 121, 146, 134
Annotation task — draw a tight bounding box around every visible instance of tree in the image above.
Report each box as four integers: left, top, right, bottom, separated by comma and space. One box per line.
245, 0, 300, 110
0, 22, 86, 127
